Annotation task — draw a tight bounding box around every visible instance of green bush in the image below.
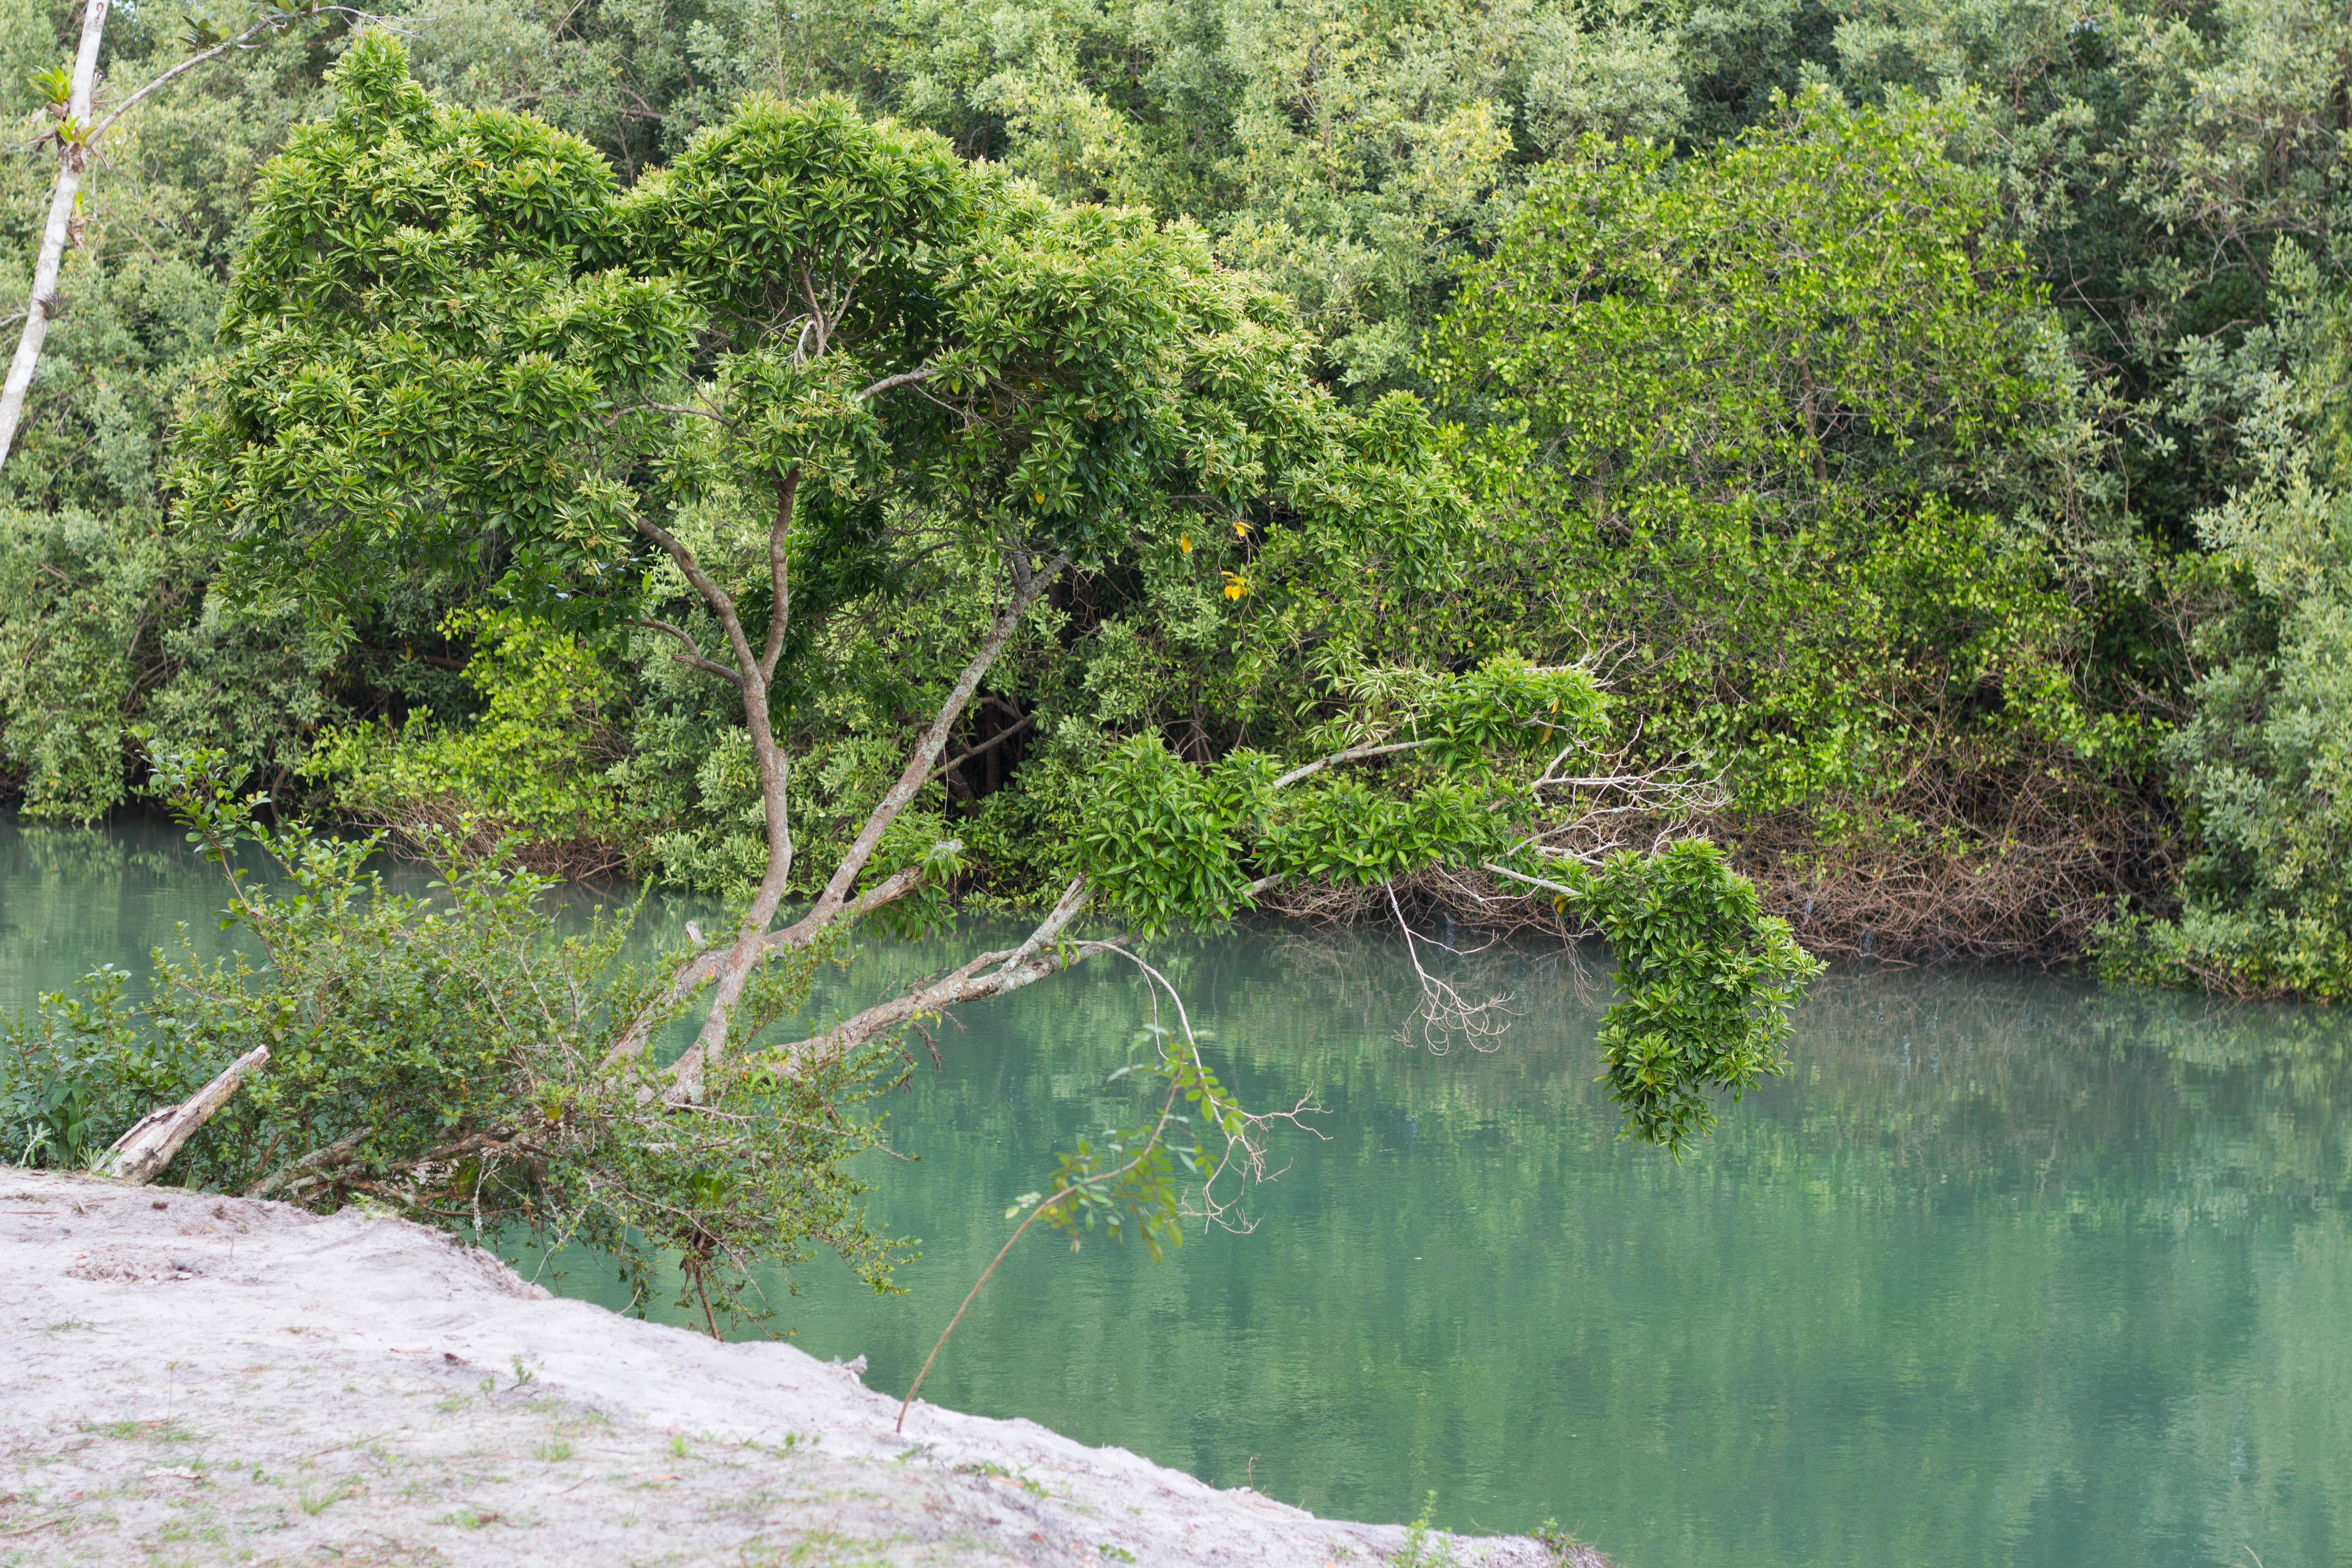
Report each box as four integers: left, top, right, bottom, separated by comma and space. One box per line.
307, 609, 640, 874
1, 750, 905, 1322
1419, 90, 2153, 955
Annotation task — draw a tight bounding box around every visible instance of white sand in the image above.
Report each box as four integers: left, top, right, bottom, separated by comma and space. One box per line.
0, 1170, 1594, 1566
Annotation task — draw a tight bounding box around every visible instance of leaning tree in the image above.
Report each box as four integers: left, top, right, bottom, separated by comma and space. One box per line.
161, 33, 1813, 1323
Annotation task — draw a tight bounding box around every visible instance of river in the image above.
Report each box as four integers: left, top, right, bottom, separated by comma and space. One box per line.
4, 818, 2347, 1566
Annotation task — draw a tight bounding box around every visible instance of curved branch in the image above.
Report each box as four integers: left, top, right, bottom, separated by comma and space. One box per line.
88, 8, 387, 144
632, 522, 754, 670
897, 933, 1315, 1432
604, 864, 930, 1069
635, 617, 742, 686
779, 552, 1068, 944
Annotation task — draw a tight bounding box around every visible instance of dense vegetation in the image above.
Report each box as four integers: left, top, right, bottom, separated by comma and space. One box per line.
1, 0, 2348, 999
3, 34, 1822, 1319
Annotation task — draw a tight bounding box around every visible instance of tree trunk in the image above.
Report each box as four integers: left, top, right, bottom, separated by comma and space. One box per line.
0, 0, 108, 470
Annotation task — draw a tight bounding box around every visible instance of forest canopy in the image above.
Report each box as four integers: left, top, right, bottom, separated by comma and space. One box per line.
0, 0, 2348, 1000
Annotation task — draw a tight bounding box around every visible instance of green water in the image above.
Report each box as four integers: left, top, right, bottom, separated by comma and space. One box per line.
6, 819, 2350, 1567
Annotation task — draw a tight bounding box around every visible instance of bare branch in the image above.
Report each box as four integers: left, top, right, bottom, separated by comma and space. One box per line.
1485, 862, 1578, 900
758, 878, 1099, 1074
245, 1123, 375, 1200
633, 521, 753, 667
86, 8, 388, 145
926, 712, 1034, 783
854, 367, 938, 402
1269, 736, 1433, 790
989, 876, 1092, 974
0, 0, 108, 470
633, 512, 796, 1099
603, 864, 930, 1069
1386, 884, 1519, 1054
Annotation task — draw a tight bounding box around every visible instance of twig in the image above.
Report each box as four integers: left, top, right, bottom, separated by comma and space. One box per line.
895, 1193, 1068, 1431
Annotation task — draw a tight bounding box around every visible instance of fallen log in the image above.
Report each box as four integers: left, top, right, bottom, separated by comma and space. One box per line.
95, 1044, 270, 1184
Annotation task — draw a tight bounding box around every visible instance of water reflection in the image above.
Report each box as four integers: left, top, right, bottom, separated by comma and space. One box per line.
5, 818, 2348, 1567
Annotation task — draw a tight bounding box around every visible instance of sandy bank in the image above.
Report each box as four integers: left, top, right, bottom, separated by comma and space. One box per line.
0, 1170, 1594, 1566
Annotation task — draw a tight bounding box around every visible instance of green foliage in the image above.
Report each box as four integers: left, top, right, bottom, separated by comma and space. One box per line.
0, 963, 206, 1167
0, 24, 470, 820
1416, 90, 2159, 954
176, 34, 1489, 923
1427, 90, 2109, 802
1539, 842, 1813, 1150
167, 60, 1830, 1354
1017, 1022, 1241, 1265
0, 508, 153, 816
2097, 253, 2352, 1000
183, 41, 684, 603
5, 0, 2341, 987
1393, 1493, 1458, 1567
1080, 658, 1604, 936
307, 609, 635, 870
1, 750, 906, 1320
182, 34, 1388, 610
1075, 657, 1817, 1150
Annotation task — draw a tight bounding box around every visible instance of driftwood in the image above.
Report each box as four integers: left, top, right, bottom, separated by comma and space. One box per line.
95, 1045, 270, 1184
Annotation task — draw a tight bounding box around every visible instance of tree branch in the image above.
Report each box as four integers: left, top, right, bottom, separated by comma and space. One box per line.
778, 550, 1068, 946
758, 468, 799, 682
245, 1123, 376, 1200
635, 617, 742, 686
87, 8, 385, 144
605, 863, 931, 1070
633, 514, 794, 1101
926, 712, 1034, 783
853, 367, 938, 402
0, 0, 108, 471
1386, 882, 1518, 1053
1269, 736, 1433, 790
1485, 862, 1578, 899
759, 878, 1101, 1075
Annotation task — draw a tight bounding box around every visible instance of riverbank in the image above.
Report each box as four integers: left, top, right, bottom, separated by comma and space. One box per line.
0, 1169, 1589, 1565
